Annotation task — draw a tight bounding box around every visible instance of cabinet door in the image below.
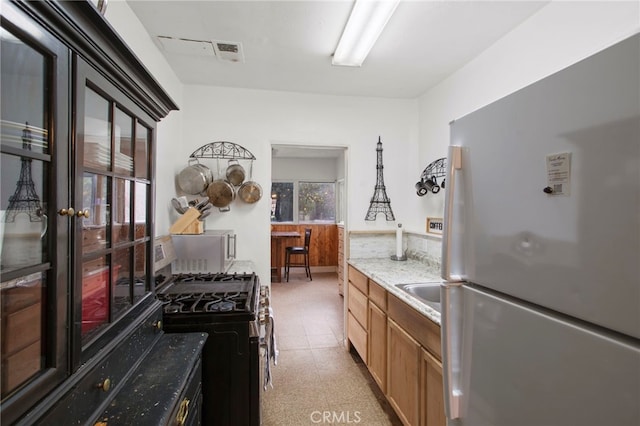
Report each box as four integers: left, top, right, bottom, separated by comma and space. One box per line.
420, 349, 445, 426
73, 59, 155, 363
387, 319, 421, 426
368, 302, 386, 392
0, 5, 70, 419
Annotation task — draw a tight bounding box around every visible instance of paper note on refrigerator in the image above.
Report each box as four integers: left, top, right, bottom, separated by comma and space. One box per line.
546, 152, 572, 195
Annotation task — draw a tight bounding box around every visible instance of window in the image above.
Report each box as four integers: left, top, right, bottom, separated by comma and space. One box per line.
271, 181, 336, 223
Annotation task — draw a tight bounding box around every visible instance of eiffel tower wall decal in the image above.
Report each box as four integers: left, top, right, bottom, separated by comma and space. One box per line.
365, 137, 395, 221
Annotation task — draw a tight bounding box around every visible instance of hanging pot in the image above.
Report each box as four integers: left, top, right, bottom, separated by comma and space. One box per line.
225, 160, 246, 187
206, 179, 236, 211
238, 180, 262, 204
177, 159, 213, 195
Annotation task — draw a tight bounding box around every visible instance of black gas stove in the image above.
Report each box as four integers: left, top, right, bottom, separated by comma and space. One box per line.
158, 273, 258, 319
158, 271, 261, 426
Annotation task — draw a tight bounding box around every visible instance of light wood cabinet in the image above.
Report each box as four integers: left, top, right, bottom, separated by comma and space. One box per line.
347, 268, 368, 362
337, 225, 344, 295
387, 318, 421, 426
421, 348, 446, 426
347, 264, 444, 426
368, 301, 387, 392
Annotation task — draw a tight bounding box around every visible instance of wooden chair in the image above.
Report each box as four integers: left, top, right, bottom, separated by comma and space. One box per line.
284, 228, 312, 282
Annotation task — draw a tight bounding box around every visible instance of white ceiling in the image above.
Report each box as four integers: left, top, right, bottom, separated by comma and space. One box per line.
127, 0, 549, 99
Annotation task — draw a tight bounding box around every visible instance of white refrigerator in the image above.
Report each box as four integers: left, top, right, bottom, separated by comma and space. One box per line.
440, 33, 640, 426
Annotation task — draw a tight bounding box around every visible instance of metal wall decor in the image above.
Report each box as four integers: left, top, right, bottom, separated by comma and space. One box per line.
189, 141, 256, 160
416, 157, 446, 196
365, 137, 395, 221
183, 141, 262, 212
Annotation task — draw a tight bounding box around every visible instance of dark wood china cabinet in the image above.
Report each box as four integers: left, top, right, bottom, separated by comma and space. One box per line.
1, 2, 204, 424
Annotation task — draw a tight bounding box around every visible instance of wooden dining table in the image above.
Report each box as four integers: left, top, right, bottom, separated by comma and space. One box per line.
270, 231, 301, 282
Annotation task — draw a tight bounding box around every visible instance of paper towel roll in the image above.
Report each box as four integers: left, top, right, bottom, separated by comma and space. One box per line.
396, 223, 403, 258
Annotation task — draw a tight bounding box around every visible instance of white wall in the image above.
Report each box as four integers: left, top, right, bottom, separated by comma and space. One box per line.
177, 86, 419, 282
104, 0, 185, 235
106, 0, 639, 279
417, 0, 640, 220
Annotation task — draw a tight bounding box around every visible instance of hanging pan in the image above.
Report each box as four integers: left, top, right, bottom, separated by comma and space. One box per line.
177, 159, 212, 195
206, 179, 235, 211
225, 159, 245, 186
238, 180, 262, 204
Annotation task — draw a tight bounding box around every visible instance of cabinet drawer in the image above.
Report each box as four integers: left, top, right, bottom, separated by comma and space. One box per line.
3, 341, 40, 392
368, 280, 387, 311
348, 312, 367, 363
348, 283, 368, 328
348, 265, 368, 294
38, 302, 165, 424
97, 332, 206, 425
388, 293, 441, 360
3, 302, 41, 354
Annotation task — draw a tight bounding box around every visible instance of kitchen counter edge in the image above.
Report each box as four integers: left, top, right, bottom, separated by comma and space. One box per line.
347, 258, 441, 325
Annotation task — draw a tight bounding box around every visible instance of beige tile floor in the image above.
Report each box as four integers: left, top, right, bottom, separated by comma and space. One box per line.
263, 272, 402, 426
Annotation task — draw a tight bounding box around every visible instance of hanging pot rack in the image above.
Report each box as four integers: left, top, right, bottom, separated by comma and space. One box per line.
189, 141, 256, 160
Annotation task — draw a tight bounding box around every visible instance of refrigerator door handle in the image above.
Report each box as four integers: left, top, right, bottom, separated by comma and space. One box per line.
442, 145, 463, 282
441, 281, 464, 420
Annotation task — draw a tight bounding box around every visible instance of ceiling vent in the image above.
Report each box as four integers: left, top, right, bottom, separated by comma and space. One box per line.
157, 36, 215, 57
212, 41, 245, 63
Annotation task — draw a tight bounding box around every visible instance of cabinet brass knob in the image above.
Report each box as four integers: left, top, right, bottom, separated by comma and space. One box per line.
58, 208, 75, 217
97, 378, 111, 392
76, 209, 90, 219
153, 320, 162, 330
176, 398, 190, 426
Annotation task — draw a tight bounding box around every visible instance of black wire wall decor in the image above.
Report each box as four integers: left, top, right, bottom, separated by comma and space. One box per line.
416, 157, 446, 196
365, 137, 395, 221
189, 141, 256, 160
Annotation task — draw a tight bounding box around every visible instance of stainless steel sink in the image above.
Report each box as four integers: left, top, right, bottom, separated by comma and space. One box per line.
396, 282, 441, 311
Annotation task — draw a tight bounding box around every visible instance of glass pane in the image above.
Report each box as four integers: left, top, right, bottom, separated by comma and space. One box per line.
1, 154, 49, 272
133, 243, 147, 303
299, 182, 336, 222
1, 27, 49, 155
113, 178, 131, 245
134, 123, 148, 179
81, 257, 109, 341
134, 182, 147, 239
0, 272, 45, 398
114, 107, 133, 175
83, 87, 111, 171
113, 248, 131, 318
82, 173, 110, 253
270, 182, 293, 222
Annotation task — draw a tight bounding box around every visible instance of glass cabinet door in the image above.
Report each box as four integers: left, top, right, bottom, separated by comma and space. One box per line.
75, 61, 154, 350
0, 10, 69, 410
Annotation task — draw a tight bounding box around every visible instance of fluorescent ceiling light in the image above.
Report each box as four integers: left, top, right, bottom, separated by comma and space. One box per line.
332, 0, 400, 67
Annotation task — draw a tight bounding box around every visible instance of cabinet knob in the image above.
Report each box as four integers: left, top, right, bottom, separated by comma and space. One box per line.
58, 208, 75, 217
97, 378, 111, 392
76, 209, 90, 219
153, 320, 162, 330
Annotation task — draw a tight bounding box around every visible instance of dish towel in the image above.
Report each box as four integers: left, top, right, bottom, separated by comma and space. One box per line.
262, 306, 279, 390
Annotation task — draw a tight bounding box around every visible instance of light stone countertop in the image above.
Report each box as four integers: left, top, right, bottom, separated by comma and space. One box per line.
347, 258, 442, 325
